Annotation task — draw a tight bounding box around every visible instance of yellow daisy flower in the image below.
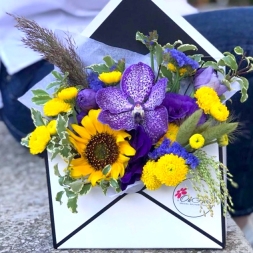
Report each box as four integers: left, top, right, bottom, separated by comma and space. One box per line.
43, 98, 71, 117
57, 87, 78, 101
141, 160, 162, 190
167, 63, 177, 72
68, 109, 136, 186
29, 126, 51, 155
194, 86, 220, 114
47, 120, 57, 135
179, 67, 187, 76
154, 154, 188, 187
189, 134, 205, 149
210, 103, 229, 122
98, 71, 122, 84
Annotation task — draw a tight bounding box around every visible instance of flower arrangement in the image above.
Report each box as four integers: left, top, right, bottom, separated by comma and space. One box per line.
16, 16, 252, 216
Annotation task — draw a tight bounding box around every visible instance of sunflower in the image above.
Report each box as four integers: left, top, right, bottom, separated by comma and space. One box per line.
68, 109, 136, 186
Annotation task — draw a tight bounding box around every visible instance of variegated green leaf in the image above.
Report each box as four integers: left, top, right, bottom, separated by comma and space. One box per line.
69, 180, 84, 193
31, 108, 45, 126
21, 134, 30, 147
56, 191, 64, 205
31, 95, 51, 105
177, 44, 198, 52
54, 164, 61, 177
79, 183, 92, 195
102, 165, 111, 175
234, 46, 243, 55
103, 55, 116, 68
87, 64, 110, 74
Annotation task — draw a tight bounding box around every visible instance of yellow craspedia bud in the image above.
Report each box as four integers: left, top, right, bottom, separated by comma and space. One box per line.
29, 126, 51, 155
189, 134, 205, 149
43, 98, 71, 117
47, 120, 57, 135
194, 86, 220, 114
98, 71, 122, 84
167, 63, 177, 72
218, 134, 229, 147
179, 67, 187, 76
210, 103, 229, 122
57, 87, 78, 101
141, 160, 162, 190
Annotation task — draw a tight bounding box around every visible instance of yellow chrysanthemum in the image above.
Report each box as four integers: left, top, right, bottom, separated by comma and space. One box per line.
154, 154, 188, 186
141, 160, 162, 190
167, 63, 177, 72
157, 123, 179, 146
98, 71, 122, 84
57, 87, 78, 101
210, 103, 229, 122
189, 134, 205, 149
43, 98, 71, 117
29, 126, 51, 155
194, 86, 220, 114
47, 120, 57, 135
67, 109, 136, 186
218, 134, 229, 146
179, 67, 187, 76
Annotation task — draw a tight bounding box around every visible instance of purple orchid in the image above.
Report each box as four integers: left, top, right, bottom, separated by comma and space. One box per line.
96, 62, 168, 143
120, 126, 152, 190
194, 67, 227, 96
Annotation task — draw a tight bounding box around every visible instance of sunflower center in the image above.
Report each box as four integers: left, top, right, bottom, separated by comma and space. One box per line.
85, 133, 119, 171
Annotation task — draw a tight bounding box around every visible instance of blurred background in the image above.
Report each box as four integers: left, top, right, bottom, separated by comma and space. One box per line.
189, 0, 253, 11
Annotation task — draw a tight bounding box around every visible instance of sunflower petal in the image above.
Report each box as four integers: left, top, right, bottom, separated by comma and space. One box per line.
81, 115, 96, 135
70, 160, 94, 178
111, 163, 122, 179
88, 171, 105, 186
119, 141, 136, 156
71, 124, 91, 141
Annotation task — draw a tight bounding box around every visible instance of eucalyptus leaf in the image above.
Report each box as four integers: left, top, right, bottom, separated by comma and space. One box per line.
102, 165, 111, 175
21, 134, 30, 147
177, 44, 198, 52
79, 183, 92, 195
69, 180, 84, 193
31, 108, 45, 126
56, 191, 65, 205
234, 46, 244, 55
31, 95, 51, 105
103, 55, 116, 68
67, 195, 78, 213
87, 64, 110, 74
54, 164, 61, 177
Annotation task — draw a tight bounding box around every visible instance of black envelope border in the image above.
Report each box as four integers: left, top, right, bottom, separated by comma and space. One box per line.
45, 147, 225, 250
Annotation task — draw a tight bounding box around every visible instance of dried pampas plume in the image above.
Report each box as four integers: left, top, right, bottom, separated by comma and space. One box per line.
9, 13, 88, 88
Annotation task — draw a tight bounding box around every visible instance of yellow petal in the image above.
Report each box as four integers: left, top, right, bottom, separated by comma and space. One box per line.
71, 124, 91, 141
81, 115, 96, 136
68, 136, 86, 155
88, 171, 105, 186
117, 154, 130, 164
110, 163, 121, 179
119, 141, 136, 156
70, 160, 94, 178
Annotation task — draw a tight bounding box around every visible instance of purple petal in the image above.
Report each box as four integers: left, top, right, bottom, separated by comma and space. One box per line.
194, 67, 213, 89
98, 110, 135, 130
96, 87, 133, 113
142, 106, 168, 144
121, 62, 155, 104
143, 78, 167, 110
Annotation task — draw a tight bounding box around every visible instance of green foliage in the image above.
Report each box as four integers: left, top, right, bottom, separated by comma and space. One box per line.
31, 108, 46, 127
31, 89, 51, 105
102, 165, 111, 176
176, 109, 203, 146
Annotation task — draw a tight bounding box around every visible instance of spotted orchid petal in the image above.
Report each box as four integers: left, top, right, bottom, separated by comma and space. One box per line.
143, 77, 167, 110
121, 62, 155, 104
142, 106, 168, 144
98, 110, 135, 131
96, 87, 133, 113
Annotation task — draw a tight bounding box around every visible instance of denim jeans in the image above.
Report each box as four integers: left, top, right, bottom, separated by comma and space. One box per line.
185, 7, 253, 217
1, 7, 253, 217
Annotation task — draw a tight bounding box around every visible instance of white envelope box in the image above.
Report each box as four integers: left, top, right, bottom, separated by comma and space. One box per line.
23, 0, 228, 249
46, 144, 226, 249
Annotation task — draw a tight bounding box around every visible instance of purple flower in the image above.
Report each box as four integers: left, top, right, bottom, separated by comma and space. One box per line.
162, 93, 205, 123
194, 67, 227, 96
96, 62, 168, 143
149, 138, 199, 169
120, 126, 152, 190
76, 89, 98, 112
76, 111, 87, 124
164, 48, 199, 69
87, 72, 104, 91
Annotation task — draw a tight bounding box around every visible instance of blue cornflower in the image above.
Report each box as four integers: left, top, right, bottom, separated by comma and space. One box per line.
164, 48, 199, 70
87, 72, 104, 91
148, 138, 199, 169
